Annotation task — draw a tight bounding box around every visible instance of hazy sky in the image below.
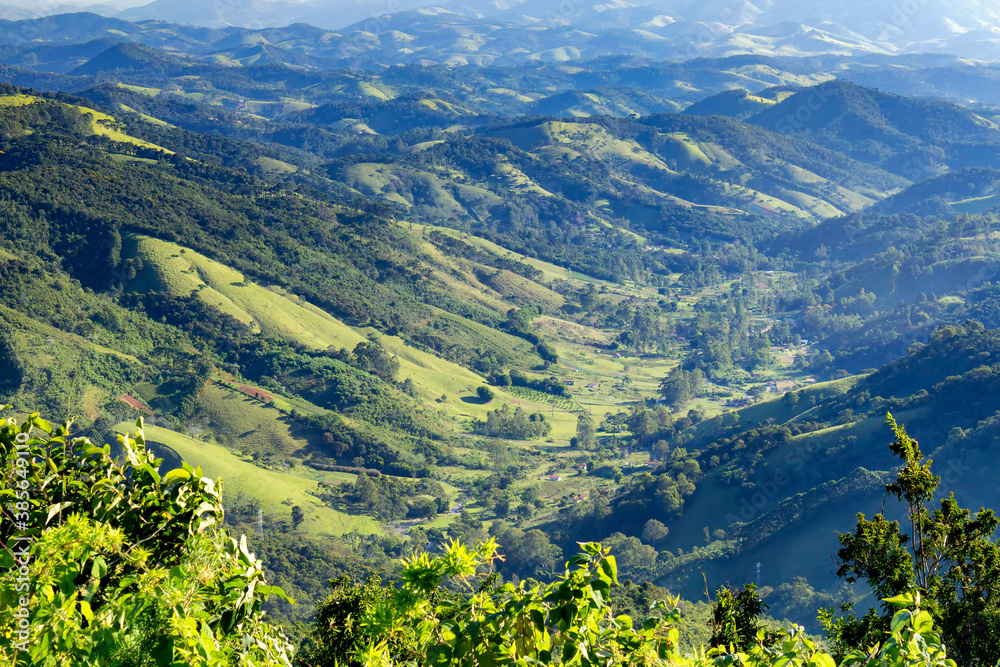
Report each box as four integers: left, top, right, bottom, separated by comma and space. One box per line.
5, 0, 150, 9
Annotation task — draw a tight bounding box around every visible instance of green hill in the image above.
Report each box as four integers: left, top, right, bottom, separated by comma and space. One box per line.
529, 87, 683, 118
562, 322, 1000, 622
9, 51, 1000, 655
115, 420, 382, 537
863, 167, 1000, 217
683, 87, 796, 120
69, 41, 188, 77
751, 80, 1000, 178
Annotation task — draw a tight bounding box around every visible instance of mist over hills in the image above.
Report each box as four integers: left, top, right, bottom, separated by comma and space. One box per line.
6, 0, 1000, 62
5, 10, 1000, 112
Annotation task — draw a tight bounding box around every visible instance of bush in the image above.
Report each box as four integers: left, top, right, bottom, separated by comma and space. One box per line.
0, 412, 293, 665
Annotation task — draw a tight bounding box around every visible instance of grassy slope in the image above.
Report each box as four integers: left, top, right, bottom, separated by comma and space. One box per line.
116, 421, 382, 537
199, 382, 318, 456
129, 234, 368, 347
125, 233, 574, 435
0, 93, 174, 154
0, 304, 142, 421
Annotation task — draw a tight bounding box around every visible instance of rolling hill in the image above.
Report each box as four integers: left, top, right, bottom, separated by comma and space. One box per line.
8, 30, 1000, 651
750, 80, 1000, 178
637, 322, 1000, 614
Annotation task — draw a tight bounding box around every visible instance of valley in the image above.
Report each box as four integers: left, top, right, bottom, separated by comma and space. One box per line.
4, 4, 1000, 664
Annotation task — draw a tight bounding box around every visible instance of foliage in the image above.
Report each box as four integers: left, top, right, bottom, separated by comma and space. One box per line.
318, 472, 447, 522
0, 323, 24, 396
0, 411, 293, 666
492, 370, 570, 398
297, 537, 967, 667
300, 539, 683, 666
471, 404, 552, 440
575, 413, 597, 450
659, 366, 705, 408
710, 593, 956, 667
295, 574, 404, 667
709, 584, 784, 651
825, 415, 1000, 666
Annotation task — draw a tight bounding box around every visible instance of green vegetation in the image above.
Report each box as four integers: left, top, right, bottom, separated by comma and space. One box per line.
6, 35, 1000, 665
471, 404, 552, 440
0, 413, 293, 665
825, 416, 1000, 666
297, 537, 961, 667
115, 422, 382, 538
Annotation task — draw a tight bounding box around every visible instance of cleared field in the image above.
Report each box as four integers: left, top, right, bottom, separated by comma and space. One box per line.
0, 94, 172, 154
129, 234, 368, 349
485, 270, 565, 311
0, 94, 42, 107
681, 375, 865, 444
117, 105, 174, 127
114, 422, 382, 537
343, 162, 502, 214
951, 193, 1000, 214
127, 234, 577, 432
357, 328, 572, 433
117, 83, 162, 96
77, 107, 175, 154
200, 382, 319, 456
406, 222, 619, 288
255, 156, 298, 174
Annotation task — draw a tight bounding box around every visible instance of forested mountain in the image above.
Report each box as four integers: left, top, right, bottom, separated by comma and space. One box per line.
749, 80, 1000, 178
7, 10, 1000, 663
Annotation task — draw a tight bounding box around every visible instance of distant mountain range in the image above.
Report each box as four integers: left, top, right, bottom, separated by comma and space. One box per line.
5, 0, 1000, 61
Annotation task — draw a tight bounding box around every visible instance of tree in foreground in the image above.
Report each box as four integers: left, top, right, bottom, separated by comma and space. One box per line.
0, 412, 294, 666
826, 414, 1000, 666
299, 537, 959, 667
299, 540, 683, 666
708, 583, 784, 651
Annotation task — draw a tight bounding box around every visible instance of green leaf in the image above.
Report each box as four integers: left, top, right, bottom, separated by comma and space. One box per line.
890, 609, 912, 634
811, 654, 836, 667
598, 556, 618, 585
46, 501, 73, 525
162, 468, 192, 485
79, 600, 93, 624
562, 640, 578, 663
883, 592, 915, 608
30, 415, 52, 433
90, 556, 107, 581
913, 610, 934, 633
139, 462, 161, 483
